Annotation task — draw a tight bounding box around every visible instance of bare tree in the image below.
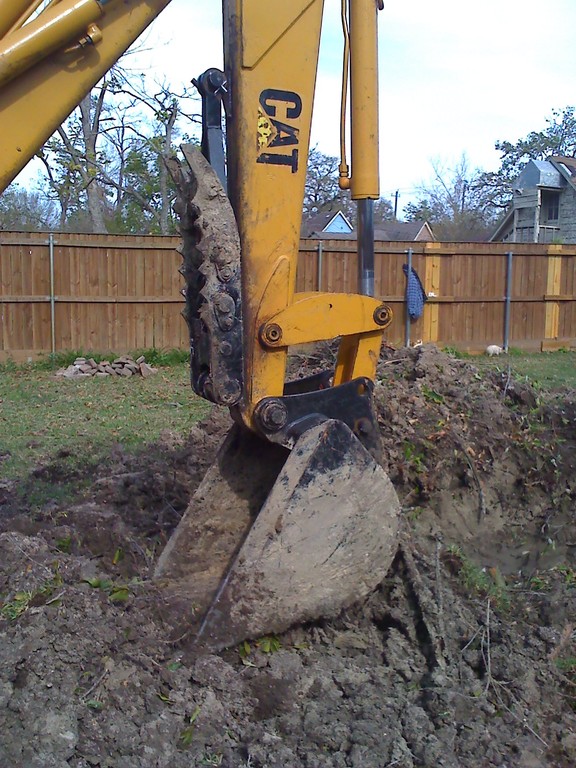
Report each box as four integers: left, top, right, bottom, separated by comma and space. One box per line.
36, 67, 199, 233
0, 185, 58, 231
405, 155, 497, 242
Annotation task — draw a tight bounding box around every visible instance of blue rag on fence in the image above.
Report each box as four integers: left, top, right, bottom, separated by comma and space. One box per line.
403, 264, 427, 320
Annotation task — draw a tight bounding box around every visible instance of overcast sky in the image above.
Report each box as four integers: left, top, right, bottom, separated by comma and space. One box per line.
21, 0, 576, 216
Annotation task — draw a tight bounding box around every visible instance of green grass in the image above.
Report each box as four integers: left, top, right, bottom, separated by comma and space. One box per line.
457, 349, 576, 391
0, 361, 210, 489
1, 347, 573, 510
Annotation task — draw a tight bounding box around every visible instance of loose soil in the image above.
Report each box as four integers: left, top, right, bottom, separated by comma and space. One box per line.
1, 345, 575, 767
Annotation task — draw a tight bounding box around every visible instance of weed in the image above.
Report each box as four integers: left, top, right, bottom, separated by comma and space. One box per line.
0, 570, 63, 621
556, 565, 576, 587
156, 690, 174, 704
238, 635, 281, 664
82, 576, 137, 604
178, 706, 201, 749
256, 635, 281, 654
443, 346, 470, 359
132, 348, 189, 367
445, 545, 510, 611
33, 351, 112, 372
529, 574, 550, 591
238, 640, 252, 662
86, 699, 104, 711
555, 657, 576, 673
405, 506, 424, 522
421, 384, 445, 404
403, 442, 425, 472
0, 591, 34, 620
56, 536, 73, 554
201, 752, 223, 766
112, 548, 124, 566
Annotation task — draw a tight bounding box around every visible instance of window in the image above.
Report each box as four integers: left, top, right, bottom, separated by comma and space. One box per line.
542, 191, 560, 221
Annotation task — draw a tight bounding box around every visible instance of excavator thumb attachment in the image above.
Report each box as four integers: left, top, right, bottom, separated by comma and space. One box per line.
155, 419, 400, 652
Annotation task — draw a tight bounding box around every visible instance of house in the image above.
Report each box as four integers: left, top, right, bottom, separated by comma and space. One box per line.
374, 220, 435, 242
301, 210, 435, 241
491, 156, 576, 243
302, 210, 354, 236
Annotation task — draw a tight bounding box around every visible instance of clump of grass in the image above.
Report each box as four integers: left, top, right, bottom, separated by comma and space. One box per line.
1, 569, 63, 621
0, 347, 190, 373
444, 545, 510, 611
132, 348, 189, 367
443, 346, 471, 359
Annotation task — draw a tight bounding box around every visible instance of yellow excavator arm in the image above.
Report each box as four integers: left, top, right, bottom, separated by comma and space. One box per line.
224, 0, 391, 438
0, 0, 173, 192
0, 0, 400, 650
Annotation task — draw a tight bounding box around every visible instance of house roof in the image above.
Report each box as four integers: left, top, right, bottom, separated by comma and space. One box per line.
550, 155, 576, 189
375, 221, 434, 242
300, 210, 353, 237
489, 208, 514, 243
514, 159, 564, 191
301, 211, 435, 241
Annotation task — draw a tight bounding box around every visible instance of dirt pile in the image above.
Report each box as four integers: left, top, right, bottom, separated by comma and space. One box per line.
1, 345, 575, 767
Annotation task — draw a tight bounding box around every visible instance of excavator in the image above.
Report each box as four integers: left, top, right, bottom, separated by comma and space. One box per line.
0, 0, 400, 650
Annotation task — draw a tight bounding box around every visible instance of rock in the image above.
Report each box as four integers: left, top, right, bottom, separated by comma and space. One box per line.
139, 363, 157, 378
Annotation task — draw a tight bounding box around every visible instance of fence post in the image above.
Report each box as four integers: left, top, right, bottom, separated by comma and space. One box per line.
503, 250, 513, 352
404, 247, 413, 347
544, 246, 563, 349
48, 233, 56, 355
317, 240, 323, 292
423, 244, 441, 343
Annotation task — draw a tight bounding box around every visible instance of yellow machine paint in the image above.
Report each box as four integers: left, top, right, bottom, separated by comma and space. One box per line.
224, 0, 389, 428
0, 0, 172, 191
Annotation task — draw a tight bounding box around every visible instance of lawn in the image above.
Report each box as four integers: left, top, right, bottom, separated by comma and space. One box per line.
466, 348, 576, 391
1, 348, 574, 497
0, 360, 210, 489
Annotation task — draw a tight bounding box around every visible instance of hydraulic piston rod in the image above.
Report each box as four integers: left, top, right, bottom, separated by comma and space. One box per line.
349, 0, 380, 297
0, 0, 106, 88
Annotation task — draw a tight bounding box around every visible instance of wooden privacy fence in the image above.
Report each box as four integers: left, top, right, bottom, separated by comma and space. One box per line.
0, 232, 184, 362
1, 232, 575, 361
298, 239, 576, 352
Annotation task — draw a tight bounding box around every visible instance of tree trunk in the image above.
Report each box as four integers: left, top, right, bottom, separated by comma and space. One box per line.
79, 94, 108, 233
159, 101, 178, 234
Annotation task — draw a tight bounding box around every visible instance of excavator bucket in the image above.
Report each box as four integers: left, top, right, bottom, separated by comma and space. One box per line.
155, 419, 400, 651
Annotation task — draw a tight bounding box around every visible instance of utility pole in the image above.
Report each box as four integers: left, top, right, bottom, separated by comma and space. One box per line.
393, 189, 399, 219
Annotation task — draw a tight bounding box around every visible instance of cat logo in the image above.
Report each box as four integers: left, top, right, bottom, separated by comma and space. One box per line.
256, 88, 302, 173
